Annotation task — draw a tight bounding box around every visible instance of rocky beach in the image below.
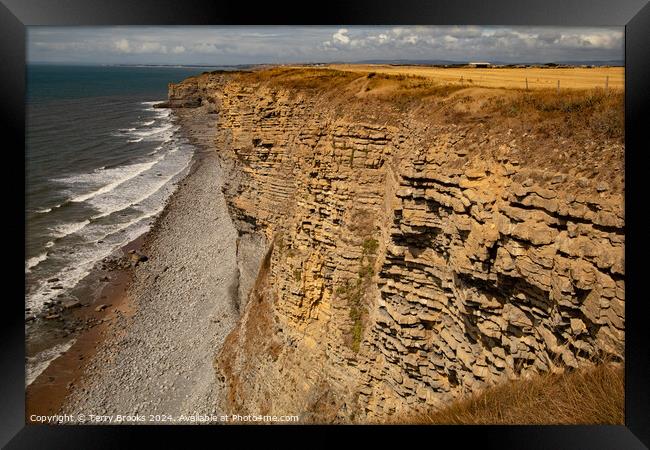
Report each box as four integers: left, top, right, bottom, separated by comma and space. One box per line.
27, 106, 243, 422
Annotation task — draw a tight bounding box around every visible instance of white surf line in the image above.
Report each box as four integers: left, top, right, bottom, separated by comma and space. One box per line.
49, 219, 91, 239
46, 154, 185, 243
89, 159, 191, 221
68, 156, 165, 204
26, 241, 120, 311
25, 252, 48, 273
130, 123, 174, 139
27, 213, 158, 313
26, 339, 76, 386
91, 205, 165, 244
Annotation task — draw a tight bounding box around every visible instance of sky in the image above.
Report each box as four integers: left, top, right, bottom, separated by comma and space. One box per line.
27, 26, 624, 65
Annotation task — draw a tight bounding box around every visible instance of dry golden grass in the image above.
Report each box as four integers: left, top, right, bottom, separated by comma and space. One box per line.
326, 64, 624, 91
243, 67, 360, 91
242, 68, 623, 141
401, 363, 624, 425
488, 88, 625, 140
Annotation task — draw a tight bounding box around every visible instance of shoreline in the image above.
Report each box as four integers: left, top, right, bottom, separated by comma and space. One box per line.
25, 236, 141, 420
25, 107, 224, 420
29, 104, 242, 421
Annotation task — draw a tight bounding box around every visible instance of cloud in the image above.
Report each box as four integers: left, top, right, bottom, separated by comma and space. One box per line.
113, 38, 131, 53
112, 39, 168, 54
190, 43, 219, 54
319, 26, 623, 62
34, 41, 92, 51
140, 42, 167, 53
27, 26, 624, 65
332, 28, 350, 45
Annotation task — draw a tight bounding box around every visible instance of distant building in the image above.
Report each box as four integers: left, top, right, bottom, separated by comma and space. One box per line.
468, 62, 491, 68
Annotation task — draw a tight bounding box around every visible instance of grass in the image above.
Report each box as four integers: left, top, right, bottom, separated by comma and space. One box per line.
245, 67, 360, 91
328, 64, 625, 90
362, 238, 379, 255
225, 66, 623, 144
402, 363, 624, 425
336, 277, 366, 352
490, 88, 624, 140
361, 72, 466, 110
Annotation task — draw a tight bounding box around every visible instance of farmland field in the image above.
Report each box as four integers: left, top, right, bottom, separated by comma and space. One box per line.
323, 64, 624, 90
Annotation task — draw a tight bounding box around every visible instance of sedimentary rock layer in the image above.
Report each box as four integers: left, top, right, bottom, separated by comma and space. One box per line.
169, 69, 624, 422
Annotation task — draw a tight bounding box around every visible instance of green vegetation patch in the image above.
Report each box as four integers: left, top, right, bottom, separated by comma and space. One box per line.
337, 235, 380, 353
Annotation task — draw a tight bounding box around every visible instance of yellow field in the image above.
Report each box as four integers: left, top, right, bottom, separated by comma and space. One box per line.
322, 64, 624, 91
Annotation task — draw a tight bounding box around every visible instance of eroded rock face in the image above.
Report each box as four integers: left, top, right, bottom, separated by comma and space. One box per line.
169, 70, 624, 422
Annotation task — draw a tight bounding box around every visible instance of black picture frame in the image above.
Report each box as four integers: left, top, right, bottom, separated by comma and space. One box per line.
2, 0, 648, 447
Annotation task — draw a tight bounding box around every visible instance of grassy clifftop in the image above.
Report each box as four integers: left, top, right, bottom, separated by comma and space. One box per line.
404, 362, 623, 425
230, 67, 624, 187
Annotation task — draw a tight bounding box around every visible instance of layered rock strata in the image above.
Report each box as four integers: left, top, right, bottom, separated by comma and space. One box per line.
169, 69, 625, 422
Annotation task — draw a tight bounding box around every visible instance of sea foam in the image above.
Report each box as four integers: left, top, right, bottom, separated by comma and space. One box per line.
61, 156, 165, 204
50, 219, 91, 239
25, 253, 48, 273
26, 339, 76, 386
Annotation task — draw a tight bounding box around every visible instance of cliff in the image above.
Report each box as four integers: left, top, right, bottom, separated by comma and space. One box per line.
168, 68, 624, 422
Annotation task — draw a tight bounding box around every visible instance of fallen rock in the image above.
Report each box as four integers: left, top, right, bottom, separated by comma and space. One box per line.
129, 252, 149, 265
596, 181, 610, 192
62, 300, 82, 310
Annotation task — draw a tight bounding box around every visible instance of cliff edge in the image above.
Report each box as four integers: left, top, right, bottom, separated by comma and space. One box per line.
168, 67, 624, 423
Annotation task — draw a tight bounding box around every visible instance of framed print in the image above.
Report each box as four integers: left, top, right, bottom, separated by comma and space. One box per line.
1, 0, 649, 447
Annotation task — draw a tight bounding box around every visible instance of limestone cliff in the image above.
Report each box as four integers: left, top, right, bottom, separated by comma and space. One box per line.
168, 68, 624, 422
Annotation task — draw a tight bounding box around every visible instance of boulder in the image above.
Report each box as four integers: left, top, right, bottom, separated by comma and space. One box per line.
62, 300, 82, 310
129, 252, 149, 266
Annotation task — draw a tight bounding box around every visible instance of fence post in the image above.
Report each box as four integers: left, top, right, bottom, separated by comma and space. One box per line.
605, 75, 609, 93
525, 77, 528, 90
557, 79, 560, 94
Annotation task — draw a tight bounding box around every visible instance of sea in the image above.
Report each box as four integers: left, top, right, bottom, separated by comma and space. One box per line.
26, 64, 227, 317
